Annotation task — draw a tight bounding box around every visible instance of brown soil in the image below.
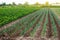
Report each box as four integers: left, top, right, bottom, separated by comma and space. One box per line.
16, 37, 58, 40
46, 13, 53, 38
58, 17, 60, 19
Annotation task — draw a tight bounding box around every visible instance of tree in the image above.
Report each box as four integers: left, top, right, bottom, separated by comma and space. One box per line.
0, 2, 6, 6
0, 4, 2, 6
12, 2, 16, 5
24, 2, 29, 5
2, 3, 6, 6
45, 1, 49, 6
8, 4, 12, 6
35, 2, 40, 5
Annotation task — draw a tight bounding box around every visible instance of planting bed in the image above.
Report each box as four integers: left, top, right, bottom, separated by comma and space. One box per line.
0, 8, 60, 40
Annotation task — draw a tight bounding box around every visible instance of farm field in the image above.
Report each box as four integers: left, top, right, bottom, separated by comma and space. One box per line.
51, 8, 60, 19
0, 7, 60, 40
0, 5, 40, 27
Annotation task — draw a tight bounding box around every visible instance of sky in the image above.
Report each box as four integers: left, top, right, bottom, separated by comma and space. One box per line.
0, 0, 60, 4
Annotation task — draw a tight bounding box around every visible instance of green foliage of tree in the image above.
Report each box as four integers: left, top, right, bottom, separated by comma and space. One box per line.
12, 2, 16, 5
24, 2, 29, 5
45, 1, 49, 6
35, 2, 40, 5
0, 2, 6, 6
2, 3, 6, 6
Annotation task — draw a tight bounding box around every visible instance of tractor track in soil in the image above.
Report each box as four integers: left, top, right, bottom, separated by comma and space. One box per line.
34, 13, 46, 38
